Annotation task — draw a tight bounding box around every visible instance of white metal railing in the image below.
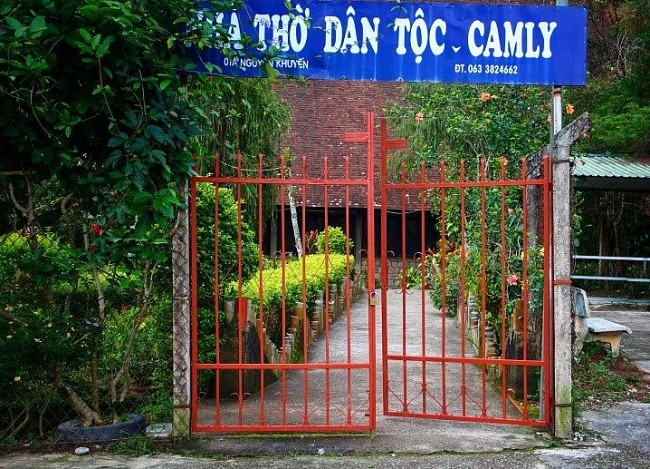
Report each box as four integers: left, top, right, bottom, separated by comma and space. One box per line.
572, 255, 650, 284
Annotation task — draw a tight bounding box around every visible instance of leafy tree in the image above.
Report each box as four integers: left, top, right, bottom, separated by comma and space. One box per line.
386, 85, 550, 180
568, 0, 650, 154
0, 0, 289, 432
385, 85, 550, 346
193, 77, 291, 229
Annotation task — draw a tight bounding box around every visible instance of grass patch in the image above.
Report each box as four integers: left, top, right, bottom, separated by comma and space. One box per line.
573, 340, 650, 417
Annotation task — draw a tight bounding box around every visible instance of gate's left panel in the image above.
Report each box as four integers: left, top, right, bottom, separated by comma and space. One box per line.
190, 153, 375, 432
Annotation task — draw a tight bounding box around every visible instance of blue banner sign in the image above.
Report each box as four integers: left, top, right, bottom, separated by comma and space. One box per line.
190, 1, 587, 85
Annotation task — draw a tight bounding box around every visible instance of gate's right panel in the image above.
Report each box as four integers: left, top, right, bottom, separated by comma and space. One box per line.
380, 122, 552, 426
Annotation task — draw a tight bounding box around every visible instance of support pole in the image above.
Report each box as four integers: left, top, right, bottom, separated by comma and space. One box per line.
551, 0, 569, 436
551, 114, 591, 439
172, 181, 191, 437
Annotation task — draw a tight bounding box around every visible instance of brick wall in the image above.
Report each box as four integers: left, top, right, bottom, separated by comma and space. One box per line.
276, 80, 406, 209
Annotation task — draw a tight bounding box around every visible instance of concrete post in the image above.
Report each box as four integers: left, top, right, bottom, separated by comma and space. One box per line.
172, 181, 191, 437
551, 114, 591, 439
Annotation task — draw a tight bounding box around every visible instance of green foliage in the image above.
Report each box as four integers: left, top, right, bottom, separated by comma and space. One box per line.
387, 85, 549, 354
429, 249, 461, 315
193, 185, 259, 395
0, 233, 93, 440
0, 0, 290, 439
0, 0, 211, 231
194, 184, 259, 306
386, 84, 549, 181
401, 266, 423, 290
563, 0, 650, 298
242, 254, 352, 313
193, 78, 291, 228
572, 341, 639, 416
240, 253, 352, 348
316, 226, 353, 255
567, 79, 650, 154
567, 0, 650, 154
107, 435, 157, 456
127, 295, 174, 423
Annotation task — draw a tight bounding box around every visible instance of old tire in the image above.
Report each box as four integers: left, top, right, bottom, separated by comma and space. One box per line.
55, 413, 146, 443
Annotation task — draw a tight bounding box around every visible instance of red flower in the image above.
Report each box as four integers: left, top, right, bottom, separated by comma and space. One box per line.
507, 274, 518, 286
480, 92, 491, 102
91, 223, 104, 236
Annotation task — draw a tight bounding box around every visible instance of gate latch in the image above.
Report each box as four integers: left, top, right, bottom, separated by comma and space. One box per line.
369, 290, 378, 306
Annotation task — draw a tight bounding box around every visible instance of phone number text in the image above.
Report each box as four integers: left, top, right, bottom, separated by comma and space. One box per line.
454, 64, 519, 74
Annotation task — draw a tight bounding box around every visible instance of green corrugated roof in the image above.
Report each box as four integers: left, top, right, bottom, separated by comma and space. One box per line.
573, 155, 650, 192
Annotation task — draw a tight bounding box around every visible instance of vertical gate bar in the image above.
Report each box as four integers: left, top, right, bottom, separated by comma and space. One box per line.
419, 160, 428, 414
323, 156, 331, 425
366, 111, 376, 429
439, 161, 448, 414
499, 158, 508, 418
542, 156, 552, 423
300, 155, 309, 425
380, 120, 390, 415
213, 161, 222, 426
236, 152, 244, 426
479, 158, 488, 416
400, 162, 408, 410
190, 176, 199, 430
344, 155, 353, 425
521, 157, 530, 416
459, 160, 468, 416
257, 154, 266, 426
279, 152, 288, 426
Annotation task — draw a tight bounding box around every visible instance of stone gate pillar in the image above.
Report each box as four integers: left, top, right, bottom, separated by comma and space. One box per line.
552, 113, 591, 439
172, 181, 191, 437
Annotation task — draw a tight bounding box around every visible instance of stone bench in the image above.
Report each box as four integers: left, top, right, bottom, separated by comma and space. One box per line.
585, 317, 632, 357
573, 287, 633, 357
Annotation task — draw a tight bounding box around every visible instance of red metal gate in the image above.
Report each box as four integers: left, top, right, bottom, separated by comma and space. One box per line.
190, 113, 552, 433
379, 119, 552, 426
190, 115, 377, 432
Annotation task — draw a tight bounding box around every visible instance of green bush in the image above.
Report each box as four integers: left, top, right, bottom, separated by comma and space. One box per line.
242, 254, 351, 310
124, 294, 173, 423
194, 184, 259, 307
0, 233, 94, 440
316, 226, 353, 255
241, 253, 352, 344
193, 185, 259, 395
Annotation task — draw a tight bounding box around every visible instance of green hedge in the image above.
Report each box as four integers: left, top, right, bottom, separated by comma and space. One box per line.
241, 253, 353, 315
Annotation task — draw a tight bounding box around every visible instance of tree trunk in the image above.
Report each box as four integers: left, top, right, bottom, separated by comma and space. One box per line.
287, 185, 303, 257
54, 369, 103, 426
